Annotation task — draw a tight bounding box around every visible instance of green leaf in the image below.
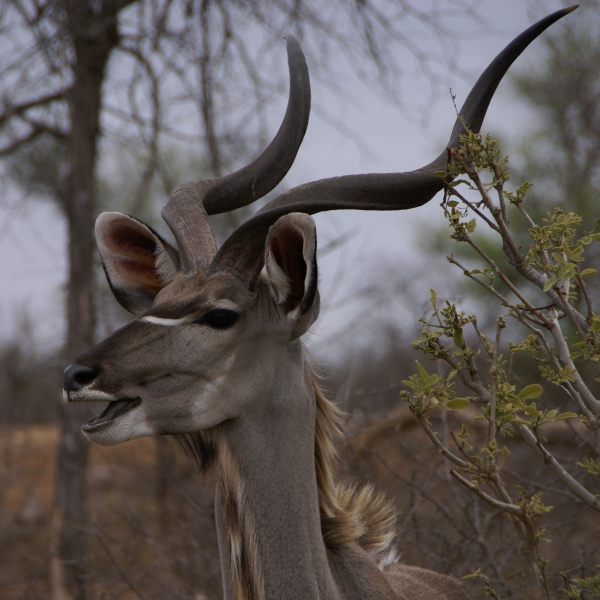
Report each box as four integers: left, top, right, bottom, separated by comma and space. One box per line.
519, 384, 543, 400
449, 180, 469, 188
581, 268, 597, 278
502, 447, 510, 459
556, 412, 578, 420
546, 409, 558, 420
426, 374, 440, 388
557, 265, 575, 280
524, 405, 539, 418
589, 219, 600, 235
543, 277, 558, 292
434, 171, 449, 178
446, 399, 470, 410
466, 218, 476, 233
512, 398, 526, 410
453, 328, 464, 348
416, 361, 429, 382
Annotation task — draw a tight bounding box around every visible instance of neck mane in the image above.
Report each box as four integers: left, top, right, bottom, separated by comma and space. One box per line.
177, 357, 396, 600
308, 372, 396, 555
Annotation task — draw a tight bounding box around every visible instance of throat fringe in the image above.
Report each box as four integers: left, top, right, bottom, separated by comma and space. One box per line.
219, 442, 265, 600
310, 368, 397, 559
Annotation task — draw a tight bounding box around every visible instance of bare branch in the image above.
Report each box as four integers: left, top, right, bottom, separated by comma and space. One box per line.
0, 91, 65, 127
450, 470, 523, 516
515, 423, 600, 513
414, 413, 472, 470
0, 126, 44, 156
546, 310, 600, 414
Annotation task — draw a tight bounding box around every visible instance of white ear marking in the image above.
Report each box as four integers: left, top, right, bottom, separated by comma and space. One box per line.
265, 249, 292, 304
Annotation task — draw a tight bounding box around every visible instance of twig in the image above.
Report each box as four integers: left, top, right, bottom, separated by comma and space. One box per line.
575, 273, 594, 325
547, 312, 600, 414
443, 185, 501, 233
91, 529, 150, 600
414, 413, 471, 470
514, 423, 600, 513
450, 470, 522, 516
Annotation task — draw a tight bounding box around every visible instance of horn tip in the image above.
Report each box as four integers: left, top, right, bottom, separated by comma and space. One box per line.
562, 5, 578, 15
285, 34, 301, 51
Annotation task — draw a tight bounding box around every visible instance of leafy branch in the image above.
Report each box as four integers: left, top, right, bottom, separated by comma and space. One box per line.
402, 128, 600, 600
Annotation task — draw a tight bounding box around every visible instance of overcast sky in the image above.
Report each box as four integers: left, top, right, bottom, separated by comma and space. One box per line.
0, 0, 575, 353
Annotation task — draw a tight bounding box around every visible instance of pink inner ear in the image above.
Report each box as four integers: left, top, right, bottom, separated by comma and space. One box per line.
112, 258, 164, 293
98, 216, 166, 295
103, 221, 158, 261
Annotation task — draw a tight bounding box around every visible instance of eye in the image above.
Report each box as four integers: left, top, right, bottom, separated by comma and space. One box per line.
198, 308, 238, 330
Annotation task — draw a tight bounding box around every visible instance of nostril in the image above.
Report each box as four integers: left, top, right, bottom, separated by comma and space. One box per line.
64, 363, 99, 392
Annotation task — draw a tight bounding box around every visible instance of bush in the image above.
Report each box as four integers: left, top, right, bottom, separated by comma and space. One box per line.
401, 129, 600, 600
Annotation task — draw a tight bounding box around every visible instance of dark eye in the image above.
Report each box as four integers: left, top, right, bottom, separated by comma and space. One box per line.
199, 308, 238, 330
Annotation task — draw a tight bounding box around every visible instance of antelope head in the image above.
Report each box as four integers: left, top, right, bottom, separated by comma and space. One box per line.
63, 9, 574, 447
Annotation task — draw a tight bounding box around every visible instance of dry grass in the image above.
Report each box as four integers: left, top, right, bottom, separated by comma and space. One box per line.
0, 426, 220, 600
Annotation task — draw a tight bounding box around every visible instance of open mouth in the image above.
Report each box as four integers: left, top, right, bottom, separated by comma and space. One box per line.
83, 397, 141, 431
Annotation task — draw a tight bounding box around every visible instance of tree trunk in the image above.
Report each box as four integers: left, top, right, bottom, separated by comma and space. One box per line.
53, 3, 121, 598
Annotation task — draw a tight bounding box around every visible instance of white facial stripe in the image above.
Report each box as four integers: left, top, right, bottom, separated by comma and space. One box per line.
141, 303, 240, 327
141, 316, 188, 326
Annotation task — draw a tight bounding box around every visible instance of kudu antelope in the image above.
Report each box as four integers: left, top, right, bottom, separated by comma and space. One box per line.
63, 8, 574, 600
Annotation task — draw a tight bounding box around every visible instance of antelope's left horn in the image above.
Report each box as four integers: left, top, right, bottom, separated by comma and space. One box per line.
162, 35, 311, 272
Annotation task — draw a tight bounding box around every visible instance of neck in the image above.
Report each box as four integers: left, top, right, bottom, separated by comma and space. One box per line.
211, 340, 397, 600
214, 340, 336, 599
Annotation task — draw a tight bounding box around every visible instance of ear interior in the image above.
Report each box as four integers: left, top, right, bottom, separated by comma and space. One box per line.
96, 212, 179, 315
265, 213, 318, 318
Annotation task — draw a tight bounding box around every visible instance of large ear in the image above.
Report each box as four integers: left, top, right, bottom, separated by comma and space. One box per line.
265, 213, 319, 339
95, 212, 180, 315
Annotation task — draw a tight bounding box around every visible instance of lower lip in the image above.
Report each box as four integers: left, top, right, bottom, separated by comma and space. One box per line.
82, 397, 141, 431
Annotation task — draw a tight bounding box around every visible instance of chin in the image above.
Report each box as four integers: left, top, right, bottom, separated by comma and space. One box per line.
81, 404, 154, 445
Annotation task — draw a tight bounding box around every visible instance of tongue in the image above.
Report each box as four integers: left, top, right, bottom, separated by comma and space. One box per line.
85, 398, 140, 428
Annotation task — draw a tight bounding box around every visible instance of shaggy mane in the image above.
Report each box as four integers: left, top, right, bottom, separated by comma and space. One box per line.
310, 366, 397, 559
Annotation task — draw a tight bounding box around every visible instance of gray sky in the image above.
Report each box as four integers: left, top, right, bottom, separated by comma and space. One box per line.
0, 0, 573, 352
